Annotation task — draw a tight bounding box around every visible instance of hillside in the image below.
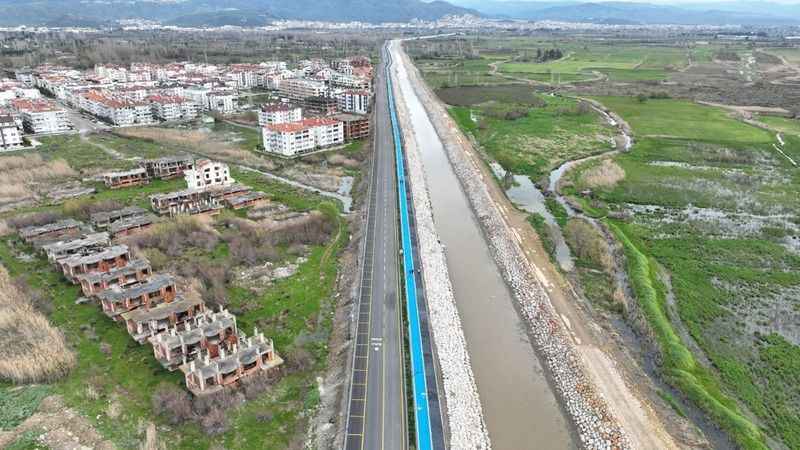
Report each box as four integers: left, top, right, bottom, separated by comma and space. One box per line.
0, 0, 476, 26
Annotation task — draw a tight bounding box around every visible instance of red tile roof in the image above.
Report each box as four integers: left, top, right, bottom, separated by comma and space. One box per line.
265, 117, 340, 133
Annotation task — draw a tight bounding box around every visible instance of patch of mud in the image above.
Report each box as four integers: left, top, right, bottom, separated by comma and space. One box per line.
0, 395, 116, 450
235, 257, 307, 290
628, 203, 799, 239
716, 281, 800, 347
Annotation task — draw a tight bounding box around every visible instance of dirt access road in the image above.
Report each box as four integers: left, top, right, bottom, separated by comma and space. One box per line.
401, 44, 680, 450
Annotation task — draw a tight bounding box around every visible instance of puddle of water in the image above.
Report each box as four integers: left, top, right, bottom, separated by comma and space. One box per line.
490, 163, 574, 272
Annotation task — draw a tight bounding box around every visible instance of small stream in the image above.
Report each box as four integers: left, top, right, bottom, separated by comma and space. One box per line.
489, 162, 575, 272
486, 101, 633, 273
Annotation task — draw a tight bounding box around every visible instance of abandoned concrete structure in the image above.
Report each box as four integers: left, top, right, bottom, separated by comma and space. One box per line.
19, 217, 283, 397
98, 273, 177, 320
58, 244, 131, 281
109, 214, 157, 237
122, 295, 205, 344
150, 309, 238, 371
207, 183, 251, 201
76, 259, 152, 297
41, 232, 110, 262
224, 191, 267, 210
102, 167, 150, 189
149, 188, 223, 217
183, 330, 282, 396
90, 206, 147, 229
139, 155, 194, 180
20, 219, 83, 243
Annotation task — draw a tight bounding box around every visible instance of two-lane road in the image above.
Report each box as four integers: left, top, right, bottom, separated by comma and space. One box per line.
344, 46, 406, 450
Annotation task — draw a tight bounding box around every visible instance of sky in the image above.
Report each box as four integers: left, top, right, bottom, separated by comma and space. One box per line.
445, 0, 800, 3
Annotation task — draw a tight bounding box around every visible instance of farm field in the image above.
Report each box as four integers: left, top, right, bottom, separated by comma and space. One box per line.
0, 131, 356, 449
565, 99, 800, 449
497, 45, 691, 83
591, 96, 774, 143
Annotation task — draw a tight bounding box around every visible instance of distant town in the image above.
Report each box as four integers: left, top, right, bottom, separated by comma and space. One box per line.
1, 55, 373, 158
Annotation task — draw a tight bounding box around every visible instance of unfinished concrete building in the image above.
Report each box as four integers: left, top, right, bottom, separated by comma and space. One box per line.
183, 330, 283, 396
59, 245, 131, 281
41, 232, 110, 262
109, 214, 157, 237
90, 206, 147, 229
20, 219, 83, 243
98, 273, 177, 320
139, 155, 194, 180
122, 296, 205, 344
102, 167, 150, 189
149, 188, 223, 217
76, 259, 152, 297
224, 191, 267, 210
150, 309, 238, 371
206, 183, 251, 201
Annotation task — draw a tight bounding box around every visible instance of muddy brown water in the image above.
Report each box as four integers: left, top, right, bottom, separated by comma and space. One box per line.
393, 51, 575, 450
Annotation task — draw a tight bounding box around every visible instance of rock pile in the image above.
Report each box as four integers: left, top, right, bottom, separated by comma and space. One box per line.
393, 42, 631, 450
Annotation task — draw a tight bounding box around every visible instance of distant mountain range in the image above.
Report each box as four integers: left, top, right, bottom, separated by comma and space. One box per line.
1, 0, 798, 27
451, 0, 800, 25
0, 0, 476, 27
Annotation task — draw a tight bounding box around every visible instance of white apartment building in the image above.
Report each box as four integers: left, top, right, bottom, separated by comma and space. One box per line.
149, 95, 199, 122
277, 78, 327, 101
11, 99, 71, 134
330, 72, 370, 90
258, 103, 302, 126
184, 159, 234, 189
337, 90, 371, 115
80, 91, 138, 126
207, 91, 238, 113
262, 117, 344, 157
0, 115, 23, 150
185, 87, 239, 113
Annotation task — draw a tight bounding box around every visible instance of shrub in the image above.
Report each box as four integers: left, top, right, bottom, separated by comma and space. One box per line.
63, 198, 124, 220
151, 383, 193, 425
0, 265, 75, 383
564, 219, 613, 271
579, 159, 625, 189
200, 409, 229, 436
7, 212, 64, 230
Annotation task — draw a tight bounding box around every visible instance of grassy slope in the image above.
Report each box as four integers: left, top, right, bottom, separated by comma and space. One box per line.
581, 98, 799, 448
609, 222, 767, 450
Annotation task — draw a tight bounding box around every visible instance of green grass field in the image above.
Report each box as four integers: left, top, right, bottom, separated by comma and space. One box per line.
592, 96, 774, 143
497, 44, 689, 83
449, 94, 615, 180
757, 115, 800, 136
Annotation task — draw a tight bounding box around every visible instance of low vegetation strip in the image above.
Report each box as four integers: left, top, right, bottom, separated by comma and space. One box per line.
0, 265, 75, 385
608, 222, 767, 450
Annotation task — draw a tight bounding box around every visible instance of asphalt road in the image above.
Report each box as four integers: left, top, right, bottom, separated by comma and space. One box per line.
344, 46, 406, 450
